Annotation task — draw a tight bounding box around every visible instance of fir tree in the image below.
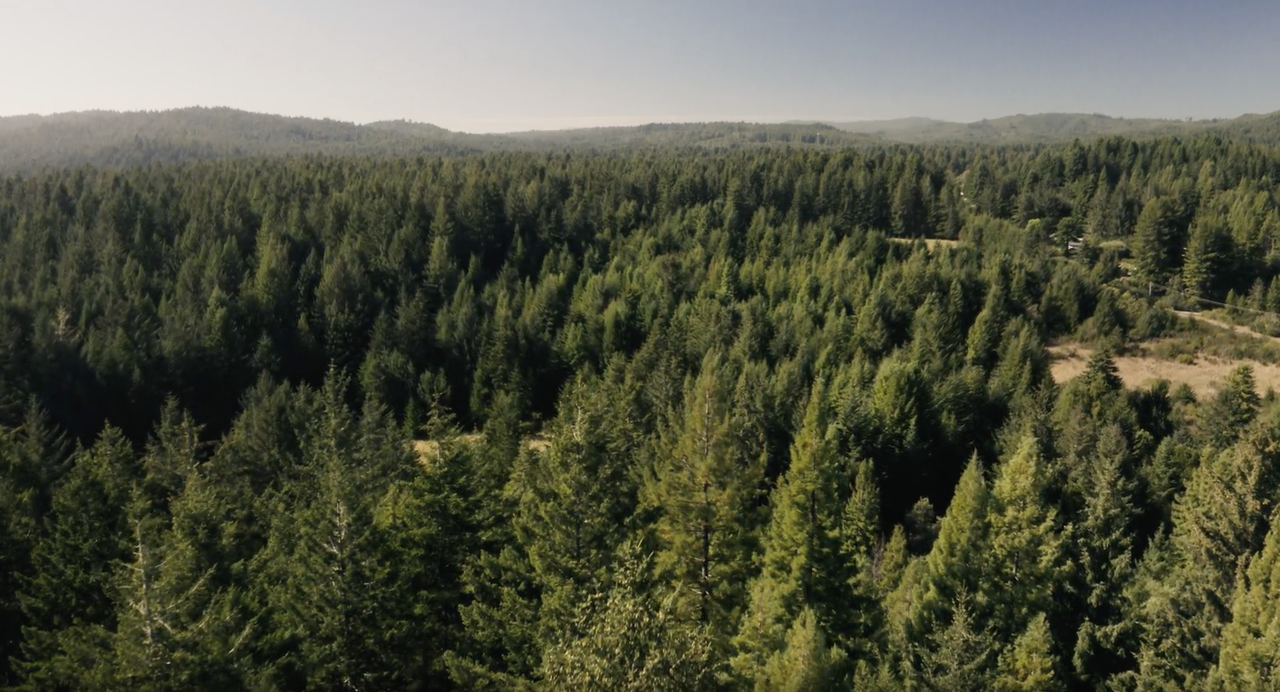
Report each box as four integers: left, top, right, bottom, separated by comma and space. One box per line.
912, 592, 997, 692
539, 541, 719, 692
1209, 509, 1280, 690
994, 613, 1063, 692
920, 456, 989, 621
986, 435, 1066, 641
1072, 425, 1139, 685
1130, 438, 1279, 688
754, 608, 847, 692
733, 383, 847, 681
252, 375, 412, 690
14, 427, 137, 691
1200, 365, 1260, 451
646, 352, 765, 641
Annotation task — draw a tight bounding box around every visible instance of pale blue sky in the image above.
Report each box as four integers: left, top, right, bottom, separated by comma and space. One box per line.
2, 0, 1278, 132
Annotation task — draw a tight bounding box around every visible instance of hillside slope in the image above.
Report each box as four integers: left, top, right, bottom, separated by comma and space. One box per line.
0, 107, 505, 171
827, 111, 1280, 143
0, 109, 873, 172
4, 107, 1280, 173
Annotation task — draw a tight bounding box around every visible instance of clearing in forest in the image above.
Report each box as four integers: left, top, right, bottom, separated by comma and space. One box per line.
1049, 343, 1280, 398
888, 237, 962, 250
414, 433, 552, 464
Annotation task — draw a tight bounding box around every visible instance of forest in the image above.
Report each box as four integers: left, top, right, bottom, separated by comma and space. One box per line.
0, 108, 871, 174
2, 132, 1280, 690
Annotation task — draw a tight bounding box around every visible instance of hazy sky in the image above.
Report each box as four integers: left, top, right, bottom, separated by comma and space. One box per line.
3, 0, 1279, 132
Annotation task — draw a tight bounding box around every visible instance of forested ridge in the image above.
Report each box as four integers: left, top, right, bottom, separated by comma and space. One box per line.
3, 133, 1280, 690
7, 106, 1280, 175
823, 111, 1280, 145
0, 108, 868, 174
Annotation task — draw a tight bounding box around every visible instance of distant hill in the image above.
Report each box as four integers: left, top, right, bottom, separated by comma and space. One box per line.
812, 117, 950, 136
824, 111, 1280, 144
0, 109, 875, 172
502, 121, 872, 149
1210, 111, 1280, 144
3, 107, 1280, 173
0, 107, 507, 172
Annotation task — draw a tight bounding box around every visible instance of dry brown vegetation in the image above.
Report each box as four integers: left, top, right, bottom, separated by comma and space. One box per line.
888, 237, 962, 250
1049, 342, 1280, 397
414, 433, 551, 464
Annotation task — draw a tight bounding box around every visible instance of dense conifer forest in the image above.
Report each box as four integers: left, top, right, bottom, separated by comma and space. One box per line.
4, 131, 1280, 690
0, 109, 873, 174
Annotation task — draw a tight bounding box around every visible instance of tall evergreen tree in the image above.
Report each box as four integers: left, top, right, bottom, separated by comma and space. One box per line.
1133, 195, 1192, 288
1072, 425, 1140, 686
754, 608, 847, 692
1129, 437, 1280, 689
733, 383, 847, 682
994, 614, 1063, 692
252, 375, 412, 690
646, 352, 765, 642
1209, 509, 1280, 691
891, 456, 990, 653
538, 540, 719, 692
986, 435, 1066, 641
15, 427, 138, 691
911, 592, 997, 692
1200, 365, 1260, 451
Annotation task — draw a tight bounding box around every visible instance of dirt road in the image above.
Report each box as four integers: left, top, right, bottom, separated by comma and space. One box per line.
1172, 310, 1280, 345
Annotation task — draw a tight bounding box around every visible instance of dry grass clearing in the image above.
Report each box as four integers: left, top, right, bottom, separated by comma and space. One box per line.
1049, 342, 1280, 398
414, 433, 552, 465
1173, 310, 1280, 344
888, 237, 962, 250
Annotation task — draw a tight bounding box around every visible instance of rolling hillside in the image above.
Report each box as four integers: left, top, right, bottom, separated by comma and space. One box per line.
825, 111, 1280, 143
3, 107, 1280, 173
0, 109, 875, 172
0, 107, 504, 172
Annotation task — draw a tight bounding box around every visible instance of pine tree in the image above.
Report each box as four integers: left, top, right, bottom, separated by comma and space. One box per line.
842, 461, 881, 570
514, 374, 640, 650
966, 281, 1008, 371
994, 614, 1063, 692
1072, 425, 1139, 685
1209, 510, 1280, 690
106, 487, 245, 691
1133, 195, 1191, 287
426, 199, 459, 305
539, 541, 719, 692
733, 383, 847, 681
647, 352, 765, 641
139, 399, 204, 516
252, 375, 412, 690
0, 435, 33, 689
852, 291, 895, 360
0, 403, 69, 686
986, 435, 1065, 641
912, 592, 997, 692
864, 351, 931, 515
1182, 218, 1233, 301
911, 293, 961, 378
372, 436, 475, 689
875, 525, 910, 597
1200, 365, 1260, 450
897, 456, 990, 642
14, 426, 138, 690
754, 608, 847, 692
839, 459, 887, 658
1131, 439, 1279, 688
98, 404, 253, 690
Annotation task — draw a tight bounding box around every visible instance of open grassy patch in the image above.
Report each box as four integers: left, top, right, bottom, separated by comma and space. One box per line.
1049, 342, 1280, 398
414, 432, 551, 465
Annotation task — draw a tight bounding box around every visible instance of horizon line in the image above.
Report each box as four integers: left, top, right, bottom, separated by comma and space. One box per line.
0, 105, 1275, 136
